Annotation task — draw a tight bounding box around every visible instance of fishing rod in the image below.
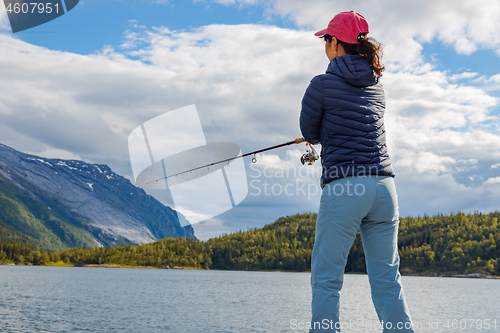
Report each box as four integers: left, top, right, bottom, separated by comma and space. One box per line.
146, 137, 319, 184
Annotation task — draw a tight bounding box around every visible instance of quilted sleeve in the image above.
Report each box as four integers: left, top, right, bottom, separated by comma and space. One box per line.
300, 75, 324, 145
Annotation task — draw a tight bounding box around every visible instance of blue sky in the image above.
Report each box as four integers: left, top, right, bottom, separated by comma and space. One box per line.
15, 0, 288, 53
1, 0, 500, 239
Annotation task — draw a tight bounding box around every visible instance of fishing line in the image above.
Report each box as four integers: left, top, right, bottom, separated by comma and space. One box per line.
146, 137, 319, 184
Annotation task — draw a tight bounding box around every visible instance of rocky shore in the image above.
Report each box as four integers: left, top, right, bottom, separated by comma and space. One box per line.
2, 263, 499, 277
400, 268, 500, 279
78, 263, 206, 270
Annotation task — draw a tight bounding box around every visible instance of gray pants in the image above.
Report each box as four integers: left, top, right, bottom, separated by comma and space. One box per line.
310, 176, 414, 332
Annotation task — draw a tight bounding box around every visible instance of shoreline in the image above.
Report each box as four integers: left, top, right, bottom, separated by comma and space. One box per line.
400, 271, 500, 279
2, 262, 500, 278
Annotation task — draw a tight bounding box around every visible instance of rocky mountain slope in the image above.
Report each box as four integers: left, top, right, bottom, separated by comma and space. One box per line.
0, 143, 194, 250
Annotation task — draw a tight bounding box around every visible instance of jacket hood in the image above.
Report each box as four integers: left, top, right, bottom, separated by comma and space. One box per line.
326, 55, 378, 87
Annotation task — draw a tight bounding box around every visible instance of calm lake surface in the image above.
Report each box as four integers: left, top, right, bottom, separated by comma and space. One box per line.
0, 266, 499, 332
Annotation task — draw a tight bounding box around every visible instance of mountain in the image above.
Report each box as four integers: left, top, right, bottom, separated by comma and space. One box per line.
0, 143, 194, 250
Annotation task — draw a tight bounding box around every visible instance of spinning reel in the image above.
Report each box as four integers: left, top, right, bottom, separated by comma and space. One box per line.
300, 143, 319, 165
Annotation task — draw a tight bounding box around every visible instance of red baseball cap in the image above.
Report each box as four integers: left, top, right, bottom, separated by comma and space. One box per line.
314, 11, 369, 44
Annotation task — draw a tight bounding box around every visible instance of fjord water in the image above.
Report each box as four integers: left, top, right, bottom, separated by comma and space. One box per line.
0, 266, 499, 332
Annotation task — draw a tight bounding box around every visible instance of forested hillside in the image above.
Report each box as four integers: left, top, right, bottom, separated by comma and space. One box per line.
1, 212, 499, 275
0, 175, 98, 250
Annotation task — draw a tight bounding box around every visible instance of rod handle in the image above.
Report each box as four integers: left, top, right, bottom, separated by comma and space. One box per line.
295, 137, 305, 144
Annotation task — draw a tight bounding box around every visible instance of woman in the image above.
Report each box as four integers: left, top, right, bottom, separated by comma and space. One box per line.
300, 11, 415, 333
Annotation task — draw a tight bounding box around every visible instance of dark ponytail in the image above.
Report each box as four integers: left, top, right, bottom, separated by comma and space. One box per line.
323, 33, 385, 77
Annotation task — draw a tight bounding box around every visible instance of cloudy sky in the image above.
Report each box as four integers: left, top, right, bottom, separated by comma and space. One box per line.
1, 0, 500, 240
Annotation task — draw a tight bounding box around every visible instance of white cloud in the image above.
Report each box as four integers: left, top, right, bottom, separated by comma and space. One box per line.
396, 170, 500, 217
485, 176, 500, 184
381, 68, 500, 176
395, 151, 457, 174
149, 0, 171, 4
127, 20, 146, 30
191, 217, 232, 240
450, 72, 479, 81
259, 0, 500, 55
0, 25, 325, 185
206, 0, 259, 6
118, 24, 326, 146
483, 73, 500, 91
1, 1, 500, 238
0, 3, 9, 31
24, 148, 82, 161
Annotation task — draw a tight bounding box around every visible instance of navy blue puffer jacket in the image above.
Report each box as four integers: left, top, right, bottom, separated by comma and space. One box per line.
300, 54, 395, 188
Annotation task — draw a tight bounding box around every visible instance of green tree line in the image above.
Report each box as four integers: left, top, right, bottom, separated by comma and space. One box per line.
1, 212, 499, 275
